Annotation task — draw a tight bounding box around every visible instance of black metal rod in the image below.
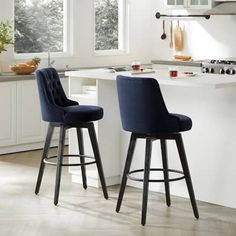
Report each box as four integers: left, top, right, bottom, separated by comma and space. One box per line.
127, 168, 185, 182
155, 12, 210, 20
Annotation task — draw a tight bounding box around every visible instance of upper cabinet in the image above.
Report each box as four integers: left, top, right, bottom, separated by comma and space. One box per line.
188, 0, 212, 9
166, 0, 214, 9
166, 0, 186, 8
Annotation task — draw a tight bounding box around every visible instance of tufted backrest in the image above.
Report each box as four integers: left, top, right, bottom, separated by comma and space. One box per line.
35, 68, 78, 122
116, 75, 179, 134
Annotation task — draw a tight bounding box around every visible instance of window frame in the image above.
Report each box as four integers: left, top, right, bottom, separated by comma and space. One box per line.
94, 0, 129, 56
13, 0, 74, 60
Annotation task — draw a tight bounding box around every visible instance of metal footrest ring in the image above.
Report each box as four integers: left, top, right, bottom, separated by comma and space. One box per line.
43, 154, 96, 167
127, 168, 185, 183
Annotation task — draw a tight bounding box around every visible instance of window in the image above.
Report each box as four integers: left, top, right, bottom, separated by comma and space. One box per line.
94, 0, 127, 54
14, 0, 70, 56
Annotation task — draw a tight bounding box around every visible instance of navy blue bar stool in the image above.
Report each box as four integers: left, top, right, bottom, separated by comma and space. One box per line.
35, 68, 108, 205
116, 75, 199, 225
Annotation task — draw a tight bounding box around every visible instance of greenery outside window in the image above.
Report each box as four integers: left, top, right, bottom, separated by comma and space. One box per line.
94, 0, 128, 55
14, 0, 72, 58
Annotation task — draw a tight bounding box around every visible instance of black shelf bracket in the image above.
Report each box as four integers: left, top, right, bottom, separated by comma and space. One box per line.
155, 12, 210, 20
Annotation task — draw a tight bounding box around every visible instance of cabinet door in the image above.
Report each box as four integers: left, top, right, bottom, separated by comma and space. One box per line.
166, 0, 187, 8
188, 0, 212, 9
0, 82, 17, 147
17, 80, 45, 144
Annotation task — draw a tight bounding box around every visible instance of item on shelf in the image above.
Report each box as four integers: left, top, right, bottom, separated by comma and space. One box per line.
174, 21, 184, 52
183, 71, 198, 77
169, 67, 178, 78
174, 55, 192, 61
131, 69, 155, 75
107, 66, 128, 72
169, 20, 173, 48
10, 57, 41, 75
131, 61, 141, 71
161, 19, 167, 40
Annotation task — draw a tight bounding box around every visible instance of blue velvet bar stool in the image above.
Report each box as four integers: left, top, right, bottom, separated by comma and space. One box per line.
116, 75, 199, 225
34, 68, 108, 205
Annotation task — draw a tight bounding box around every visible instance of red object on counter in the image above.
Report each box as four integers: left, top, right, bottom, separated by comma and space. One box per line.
169, 70, 178, 77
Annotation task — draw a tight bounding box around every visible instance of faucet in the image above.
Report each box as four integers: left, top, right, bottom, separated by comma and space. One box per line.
47, 49, 55, 67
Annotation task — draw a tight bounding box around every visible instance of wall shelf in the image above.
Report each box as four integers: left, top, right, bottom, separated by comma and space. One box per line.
155, 12, 211, 20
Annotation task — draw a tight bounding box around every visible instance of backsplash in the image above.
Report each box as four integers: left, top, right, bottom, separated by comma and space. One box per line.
151, 2, 236, 60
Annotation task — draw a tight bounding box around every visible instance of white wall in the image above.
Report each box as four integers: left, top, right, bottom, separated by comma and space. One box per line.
0, 0, 155, 71
2, 1, 236, 70
150, 2, 236, 60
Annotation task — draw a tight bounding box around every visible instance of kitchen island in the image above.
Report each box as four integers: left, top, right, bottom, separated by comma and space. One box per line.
66, 68, 236, 209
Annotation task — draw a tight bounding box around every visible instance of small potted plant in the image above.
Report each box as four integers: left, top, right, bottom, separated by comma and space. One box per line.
0, 21, 13, 53
0, 21, 13, 74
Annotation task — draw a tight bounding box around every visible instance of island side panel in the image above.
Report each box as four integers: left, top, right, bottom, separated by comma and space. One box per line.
96, 79, 121, 185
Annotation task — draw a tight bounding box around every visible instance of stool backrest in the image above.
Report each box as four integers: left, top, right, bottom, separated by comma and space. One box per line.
35, 68, 72, 122
116, 75, 172, 134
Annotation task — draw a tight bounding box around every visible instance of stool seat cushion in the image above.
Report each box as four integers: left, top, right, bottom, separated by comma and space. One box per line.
63, 105, 103, 123
170, 113, 192, 132
116, 76, 193, 134
35, 68, 104, 124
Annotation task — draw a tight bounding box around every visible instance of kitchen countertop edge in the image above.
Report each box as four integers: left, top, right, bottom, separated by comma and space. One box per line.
151, 60, 201, 67
0, 71, 66, 82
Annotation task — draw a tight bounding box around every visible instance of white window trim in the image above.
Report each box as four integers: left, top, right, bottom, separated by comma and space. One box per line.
94, 0, 130, 56
14, 0, 74, 60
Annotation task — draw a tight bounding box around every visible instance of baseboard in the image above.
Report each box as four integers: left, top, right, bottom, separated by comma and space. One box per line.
71, 172, 120, 188
0, 139, 68, 155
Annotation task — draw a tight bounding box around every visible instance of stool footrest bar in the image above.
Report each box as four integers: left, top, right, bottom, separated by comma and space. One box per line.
43, 154, 96, 167
127, 168, 185, 182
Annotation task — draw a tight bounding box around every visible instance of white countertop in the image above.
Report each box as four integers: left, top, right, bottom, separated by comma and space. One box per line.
0, 71, 66, 82
65, 68, 236, 89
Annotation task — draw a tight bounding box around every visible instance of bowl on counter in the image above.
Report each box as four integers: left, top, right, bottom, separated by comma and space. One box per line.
10, 65, 37, 75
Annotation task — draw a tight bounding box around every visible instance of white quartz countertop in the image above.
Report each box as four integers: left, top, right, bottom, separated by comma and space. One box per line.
0, 71, 66, 82
65, 69, 236, 89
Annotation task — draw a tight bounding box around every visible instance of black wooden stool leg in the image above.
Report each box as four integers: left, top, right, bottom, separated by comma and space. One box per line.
76, 128, 87, 189
35, 123, 54, 195
116, 133, 137, 212
160, 139, 171, 207
54, 126, 66, 206
141, 138, 152, 226
88, 123, 108, 199
175, 134, 199, 219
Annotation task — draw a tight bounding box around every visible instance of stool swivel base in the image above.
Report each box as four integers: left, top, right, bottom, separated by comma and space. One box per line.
35, 122, 108, 205
116, 132, 199, 226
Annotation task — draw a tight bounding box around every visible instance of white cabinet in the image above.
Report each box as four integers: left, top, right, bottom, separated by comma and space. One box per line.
166, 0, 214, 9
0, 82, 17, 147
0, 76, 69, 153
16, 80, 45, 144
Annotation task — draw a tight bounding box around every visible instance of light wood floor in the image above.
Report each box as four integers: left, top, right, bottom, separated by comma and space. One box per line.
0, 148, 236, 236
